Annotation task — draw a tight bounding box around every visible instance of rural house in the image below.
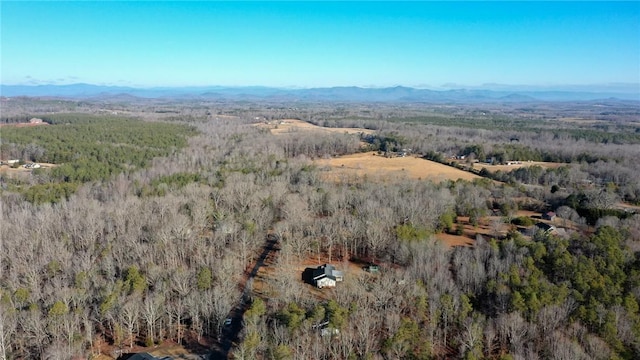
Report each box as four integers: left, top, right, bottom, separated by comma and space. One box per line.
302, 264, 344, 288
542, 211, 556, 221
120, 353, 161, 360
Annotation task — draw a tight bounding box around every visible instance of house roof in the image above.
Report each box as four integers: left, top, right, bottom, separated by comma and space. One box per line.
312, 264, 342, 281
121, 353, 159, 360
535, 222, 556, 232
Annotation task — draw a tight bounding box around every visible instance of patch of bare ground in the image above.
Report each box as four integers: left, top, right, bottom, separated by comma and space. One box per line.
515, 209, 542, 218
0, 163, 58, 180
0, 162, 57, 171
254, 118, 375, 136
0, 121, 49, 128
435, 232, 475, 247
92, 338, 210, 360
435, 215, 513, 247
254, 245, 379, 305
315, 151, 482, 183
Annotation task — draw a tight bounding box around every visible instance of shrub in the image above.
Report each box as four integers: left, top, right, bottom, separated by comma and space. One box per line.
511, 216, 535, 226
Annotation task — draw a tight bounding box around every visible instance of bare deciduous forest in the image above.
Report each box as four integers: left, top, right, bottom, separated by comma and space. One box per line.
1, 97, 639, 360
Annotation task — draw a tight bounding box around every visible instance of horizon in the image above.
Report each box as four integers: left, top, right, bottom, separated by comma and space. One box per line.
2, 2, 639, 89
3, 82, 639, 94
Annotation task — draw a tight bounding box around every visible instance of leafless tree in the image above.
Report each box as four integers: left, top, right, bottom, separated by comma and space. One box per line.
121, 299, 140, 349
142, 295, 163, 345
0, 302, 17, 360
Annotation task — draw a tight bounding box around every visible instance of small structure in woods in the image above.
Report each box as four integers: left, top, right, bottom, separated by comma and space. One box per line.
302, 264, 344, 288
542, 211, 556, 221
535, 222, 557, 234
119, 353, 161, 360
363, 263, 380, 273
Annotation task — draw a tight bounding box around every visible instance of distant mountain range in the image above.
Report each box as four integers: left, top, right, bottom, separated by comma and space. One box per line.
1, 83, 638, 102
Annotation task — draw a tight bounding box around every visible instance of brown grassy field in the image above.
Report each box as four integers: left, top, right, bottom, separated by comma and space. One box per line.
556, 117, 602, 125
315, 152, 482, 183
476, 160, 565, 172
255, 118, 375, 136
0, 122, 49, 128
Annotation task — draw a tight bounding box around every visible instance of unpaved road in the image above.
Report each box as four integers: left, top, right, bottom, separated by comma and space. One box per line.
208, 235, 279, 359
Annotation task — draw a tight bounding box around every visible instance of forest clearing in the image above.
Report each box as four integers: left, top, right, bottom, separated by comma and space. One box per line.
0, 162, 58, 181
475, 160, 565, 172
255, 118, 375, 135
315, 151, 482, 182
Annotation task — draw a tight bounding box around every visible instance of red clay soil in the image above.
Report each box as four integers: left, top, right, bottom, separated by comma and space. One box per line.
91, 332, 212, 360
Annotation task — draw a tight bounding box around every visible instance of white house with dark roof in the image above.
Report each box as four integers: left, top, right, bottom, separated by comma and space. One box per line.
308, 264, 344, 288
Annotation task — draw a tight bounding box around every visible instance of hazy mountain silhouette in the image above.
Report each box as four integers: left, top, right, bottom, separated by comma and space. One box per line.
1, 83, 638, 102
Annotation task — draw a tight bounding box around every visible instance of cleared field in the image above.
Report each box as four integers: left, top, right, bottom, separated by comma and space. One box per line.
436, 232, 475, 247
435, 215, 512, 247
0, 122, 49, 128
255, 118, 375, 135
315, 152, 482, 182
557, 117, 602, 125
0, 163, 58, 180
475, 160, 565, 172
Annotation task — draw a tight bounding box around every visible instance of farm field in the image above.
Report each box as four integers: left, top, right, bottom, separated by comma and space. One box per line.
0, 122, 49, 128
255, 118, 375, 135
315, 151, 482, 182
476, 160, 565, 172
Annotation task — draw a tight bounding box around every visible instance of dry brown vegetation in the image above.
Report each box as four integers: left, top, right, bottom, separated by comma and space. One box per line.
254, 118, 375, 135
0, 121, 49, 128
315, 151, 482, 183
259, 119, 561, 183
475, 160, 565, 172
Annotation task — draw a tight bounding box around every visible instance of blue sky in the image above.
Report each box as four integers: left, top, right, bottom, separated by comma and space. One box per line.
2, 1, 639, 89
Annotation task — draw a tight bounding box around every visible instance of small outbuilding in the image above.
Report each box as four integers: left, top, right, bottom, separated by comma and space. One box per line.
542, 211, 556, 221
363, 263, 380, 273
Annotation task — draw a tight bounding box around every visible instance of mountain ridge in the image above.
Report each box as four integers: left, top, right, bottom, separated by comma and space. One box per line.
1, 83, 638, 102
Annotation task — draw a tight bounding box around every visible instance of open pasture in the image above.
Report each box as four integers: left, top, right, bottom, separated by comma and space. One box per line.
255, 118, 375, 135
315, 151, 483, 183
476, 160, 565, 172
